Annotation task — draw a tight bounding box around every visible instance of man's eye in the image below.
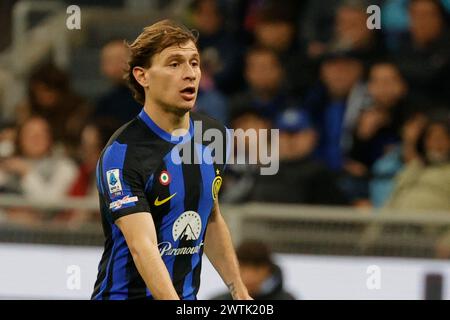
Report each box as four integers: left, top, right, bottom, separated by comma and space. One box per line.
191, 61, 199, 67
170, 62, 179, 68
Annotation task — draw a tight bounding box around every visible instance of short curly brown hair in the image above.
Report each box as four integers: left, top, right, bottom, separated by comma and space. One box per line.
126, 19, 199, 105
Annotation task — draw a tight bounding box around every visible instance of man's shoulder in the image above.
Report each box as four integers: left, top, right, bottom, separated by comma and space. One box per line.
101, 117, 168, 164
105, 118, 146, 146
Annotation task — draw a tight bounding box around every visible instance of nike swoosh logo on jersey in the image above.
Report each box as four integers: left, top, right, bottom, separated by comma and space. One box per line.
154, 193, 177, 206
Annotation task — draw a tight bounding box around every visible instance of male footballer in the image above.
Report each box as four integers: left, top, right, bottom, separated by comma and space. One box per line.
92, 19, 251, 300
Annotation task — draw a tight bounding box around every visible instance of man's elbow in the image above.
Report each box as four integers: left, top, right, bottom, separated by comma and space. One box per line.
127, 237, 158, 260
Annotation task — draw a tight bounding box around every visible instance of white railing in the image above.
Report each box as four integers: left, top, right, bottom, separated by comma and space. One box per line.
0, 194, 98, 211
0, 195, 449, 258
1, 194, 450, 221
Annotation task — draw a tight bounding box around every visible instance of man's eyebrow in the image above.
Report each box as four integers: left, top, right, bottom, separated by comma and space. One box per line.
165, 53, 200, 61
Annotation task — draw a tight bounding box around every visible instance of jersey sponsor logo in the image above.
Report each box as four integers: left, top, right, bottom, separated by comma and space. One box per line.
109, 195, 138, 210
212, 176, 222, 200
159, 170, 171, 185
154, 193, 177, 206
106, 169, 123, 195
173, 211, 202, 241
158, 241, 204, 256
157, 211, 203, 257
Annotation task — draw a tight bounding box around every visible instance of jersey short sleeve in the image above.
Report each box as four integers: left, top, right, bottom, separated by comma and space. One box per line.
97, 141, 151, 222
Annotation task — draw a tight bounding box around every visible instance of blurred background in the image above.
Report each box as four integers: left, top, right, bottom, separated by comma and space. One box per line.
0, 0, 449, 299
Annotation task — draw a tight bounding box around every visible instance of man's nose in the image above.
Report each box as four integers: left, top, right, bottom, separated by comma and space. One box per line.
183, 64, 196, 81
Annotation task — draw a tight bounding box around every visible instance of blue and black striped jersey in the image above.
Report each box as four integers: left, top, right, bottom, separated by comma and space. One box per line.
92, 109, 230, 300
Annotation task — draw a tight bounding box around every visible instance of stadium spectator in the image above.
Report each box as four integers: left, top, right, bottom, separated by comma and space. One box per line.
249, 108, 347, 205
233, 0, 302, 45
385, 118, 450, 211
347, 107, 399, 172
339, 61, 410, 204
188, 0, 245, 95
252, 3, 313, 98
330, 0, 386, 66
393, 0, 450, 104
221, 107, 272, 203
53, 118, 119, 226
230, 46, 295, 122
366, 60, 410, 130
299, 0, 341, 58
95, 39, 142, 125
211, 240, 296, 300
188, 0, 232, 124
370, 112, 428, 207
303, 49, 365, 171
0, 116, 77, 224
301, 0, 385, 61
15, 64, 91, 156
343, 106, 401, 205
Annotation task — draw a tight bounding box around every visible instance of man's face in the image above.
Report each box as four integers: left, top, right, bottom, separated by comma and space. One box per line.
368, 64, 407, 108
20, 118, 52, 159
193, 0, 222, 35
245, 51, 283, 95
32, 82, 59, 109
145, 41, 201, 113
101, 41, 130, 84
320, 58, 363, 99
335, 7, 371, 48
410, 0, 444, 45
255, 22, 295, 52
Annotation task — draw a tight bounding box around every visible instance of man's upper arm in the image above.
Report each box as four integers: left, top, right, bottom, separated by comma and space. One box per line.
116, 212, 158, 246
97, 141, 151, 222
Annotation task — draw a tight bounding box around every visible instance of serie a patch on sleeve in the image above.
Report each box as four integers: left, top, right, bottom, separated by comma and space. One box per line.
109, 195, 139, 211
106, 169, 123, 196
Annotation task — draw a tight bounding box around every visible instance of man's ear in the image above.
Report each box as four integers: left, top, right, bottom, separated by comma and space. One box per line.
132, 66, 150, 88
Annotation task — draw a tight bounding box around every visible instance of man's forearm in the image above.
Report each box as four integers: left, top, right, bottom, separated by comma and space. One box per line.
129, 240, 179, 300
204, 204, 250, 299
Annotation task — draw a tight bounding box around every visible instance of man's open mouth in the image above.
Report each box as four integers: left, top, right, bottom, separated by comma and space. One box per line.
180, 87, 196, 94
180, 86, 196, 101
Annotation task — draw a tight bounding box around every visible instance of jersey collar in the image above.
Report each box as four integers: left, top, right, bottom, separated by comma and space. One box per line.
138, 108, 194, 144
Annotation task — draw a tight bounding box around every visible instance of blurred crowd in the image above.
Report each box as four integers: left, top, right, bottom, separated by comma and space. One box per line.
0, 0, 450, 226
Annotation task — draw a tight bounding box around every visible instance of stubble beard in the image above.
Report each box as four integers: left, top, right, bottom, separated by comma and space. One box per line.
159, 99, 194, 118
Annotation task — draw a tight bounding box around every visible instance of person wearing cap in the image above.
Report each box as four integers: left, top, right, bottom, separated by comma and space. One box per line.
393, 0, 450, 105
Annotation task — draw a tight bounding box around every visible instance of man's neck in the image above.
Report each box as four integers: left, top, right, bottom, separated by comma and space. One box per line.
143, 103, 190, 136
